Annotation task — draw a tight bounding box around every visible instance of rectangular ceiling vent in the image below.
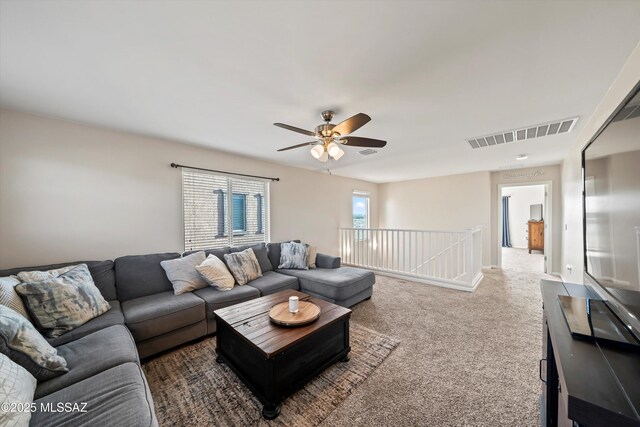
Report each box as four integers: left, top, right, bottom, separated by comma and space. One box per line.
358, 149, 378, 156
466, 117, 578, 149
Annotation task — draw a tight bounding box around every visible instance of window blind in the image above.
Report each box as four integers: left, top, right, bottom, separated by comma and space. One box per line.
182, 169, 269, 251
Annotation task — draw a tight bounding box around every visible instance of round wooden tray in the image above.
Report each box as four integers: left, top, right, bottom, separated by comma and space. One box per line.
269, 301, 321, 327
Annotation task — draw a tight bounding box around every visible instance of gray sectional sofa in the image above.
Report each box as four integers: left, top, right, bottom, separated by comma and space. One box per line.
0, 242, 375, 426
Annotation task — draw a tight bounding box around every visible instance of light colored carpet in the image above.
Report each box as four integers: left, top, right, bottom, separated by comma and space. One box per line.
321, 269, 560, 427
143, 323, 399, 426
502, 247, 545, 272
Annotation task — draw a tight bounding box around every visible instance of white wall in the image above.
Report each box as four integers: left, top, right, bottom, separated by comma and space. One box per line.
560, 42, 640, 284
378, 171, 492, 266
502, 185, 545, 249
0, 109, 378, 268
490, 165, 562, 273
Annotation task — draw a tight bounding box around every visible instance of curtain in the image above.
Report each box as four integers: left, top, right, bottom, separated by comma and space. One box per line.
502, 196, 512, 248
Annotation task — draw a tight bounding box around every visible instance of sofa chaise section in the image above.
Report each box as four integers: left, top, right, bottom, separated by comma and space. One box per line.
278, 265, 375, 307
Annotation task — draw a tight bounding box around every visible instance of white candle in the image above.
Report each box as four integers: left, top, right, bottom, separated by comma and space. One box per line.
289, 296, 299, 313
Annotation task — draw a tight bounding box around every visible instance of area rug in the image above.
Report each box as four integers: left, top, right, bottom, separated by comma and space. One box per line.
143, 323, 399, 426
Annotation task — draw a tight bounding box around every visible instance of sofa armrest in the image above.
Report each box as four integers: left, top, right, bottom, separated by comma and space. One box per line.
315, 253, 341, 269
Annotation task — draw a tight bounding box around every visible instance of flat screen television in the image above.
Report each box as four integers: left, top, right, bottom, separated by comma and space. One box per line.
580, 81, 640, 345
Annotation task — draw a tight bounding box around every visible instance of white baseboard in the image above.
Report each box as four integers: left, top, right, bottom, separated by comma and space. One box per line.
349, 266, 483, 293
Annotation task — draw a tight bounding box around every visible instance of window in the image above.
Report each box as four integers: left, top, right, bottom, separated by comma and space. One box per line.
352, 192, 370, 229
232, 194, 246, 233
182, 169, 269, 251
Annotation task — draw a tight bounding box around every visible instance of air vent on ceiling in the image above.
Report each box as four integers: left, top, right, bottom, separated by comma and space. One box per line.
466, 117, 578, 149
358, 149, 378, 156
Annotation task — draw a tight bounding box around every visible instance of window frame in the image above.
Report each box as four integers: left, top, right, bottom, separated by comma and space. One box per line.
182, 168, 270, 251
352, 191, 370, 229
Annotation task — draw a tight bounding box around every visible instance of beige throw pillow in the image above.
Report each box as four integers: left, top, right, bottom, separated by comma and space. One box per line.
224, 248, 262, 286
307, 246, 317, 269
0, 276, 30, 319
196, 255, 235, 291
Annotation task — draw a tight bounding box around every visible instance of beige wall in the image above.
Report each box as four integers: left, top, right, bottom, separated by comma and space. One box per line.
560, 43, 640, 284
490, 165, 563, 273
378, 171, 492, 266
0, 109, 378, 268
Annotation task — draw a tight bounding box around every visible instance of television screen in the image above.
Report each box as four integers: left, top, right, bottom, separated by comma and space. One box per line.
584, 88, 640, 293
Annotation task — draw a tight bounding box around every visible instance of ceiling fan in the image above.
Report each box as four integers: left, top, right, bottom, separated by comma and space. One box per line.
274, 110, 386, 162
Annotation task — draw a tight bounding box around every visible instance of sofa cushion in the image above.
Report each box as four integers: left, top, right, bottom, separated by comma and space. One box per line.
0, 305, 68, 381
230, 243, 272, 272
0, 260, 117, 301
35, 324, 138, 399
16, 264, 111, 338
247, 271, 299, 296
224, 248, 262, 286
194, 285, 260, 315
278, 267, 375, 301
32, 362, 157, 427
315, 253, 341, 269
121, 292, 205, 341
46, 300, 124, 347
115, 253, 180, 301
0, 353, 37, 427
160, 251, 208, 295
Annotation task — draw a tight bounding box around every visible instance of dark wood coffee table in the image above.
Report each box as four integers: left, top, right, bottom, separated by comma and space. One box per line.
214, 289, 351, 419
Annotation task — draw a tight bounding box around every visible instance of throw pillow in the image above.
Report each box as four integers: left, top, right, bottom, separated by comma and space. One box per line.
307, 245, 317, 269
195, 254, 235, 291
279, 241, 309, 270
16, 265, 77, 283
224, 248, 262, 285
0, 276, 29, 319
15, 264, 111, 338
160, 251, 208, 295
0, 305, 68, 381
0, 353, 37, 427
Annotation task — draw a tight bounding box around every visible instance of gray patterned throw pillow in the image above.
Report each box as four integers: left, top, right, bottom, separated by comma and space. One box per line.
0, 305, 68, 381
223, 248, 262, 286
15, 264, 111, 338
279, 241, 309, 270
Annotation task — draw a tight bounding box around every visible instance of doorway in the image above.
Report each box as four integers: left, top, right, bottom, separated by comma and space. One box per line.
498, 182, 551, 273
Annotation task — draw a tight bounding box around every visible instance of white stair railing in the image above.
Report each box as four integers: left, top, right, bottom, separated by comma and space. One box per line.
339, 227, 484, 292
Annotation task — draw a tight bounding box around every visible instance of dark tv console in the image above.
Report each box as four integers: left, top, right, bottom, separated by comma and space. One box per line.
541, 280, 640, 427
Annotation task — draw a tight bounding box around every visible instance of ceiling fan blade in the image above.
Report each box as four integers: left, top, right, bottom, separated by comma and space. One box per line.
341, 136, 387, 148
277, 141, 316, 152
273, 123, 316, 137
332, 113, 371, 136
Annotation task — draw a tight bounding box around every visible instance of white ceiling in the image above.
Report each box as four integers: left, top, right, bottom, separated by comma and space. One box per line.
1, 1, 639, 183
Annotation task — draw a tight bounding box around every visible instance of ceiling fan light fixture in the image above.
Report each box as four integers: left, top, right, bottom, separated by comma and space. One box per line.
310, 145, 324, 159
327, 142, 340, 158
318, 151, 329, 162
332, 147, 345, 160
